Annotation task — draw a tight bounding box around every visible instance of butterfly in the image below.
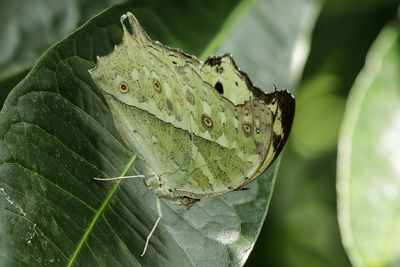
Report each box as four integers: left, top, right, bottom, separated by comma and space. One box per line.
89, 12, 295, 256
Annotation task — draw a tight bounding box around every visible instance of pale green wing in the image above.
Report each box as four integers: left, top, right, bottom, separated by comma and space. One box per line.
198, 55, 295, 186
122, 13, 201, 71
200, 55, 254, 105
89, 13, 194, 175
167, 63, 275, 198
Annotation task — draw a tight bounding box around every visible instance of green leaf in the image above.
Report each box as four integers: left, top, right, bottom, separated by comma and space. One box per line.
337, 23, 400, 266
0, 0, 317, 265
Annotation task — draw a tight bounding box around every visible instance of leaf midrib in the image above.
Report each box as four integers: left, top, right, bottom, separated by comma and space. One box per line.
67, 155, 136, 266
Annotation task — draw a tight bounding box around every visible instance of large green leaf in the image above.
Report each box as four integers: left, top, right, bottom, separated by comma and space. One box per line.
0, 0, 316, 265
337, 22, 400, 266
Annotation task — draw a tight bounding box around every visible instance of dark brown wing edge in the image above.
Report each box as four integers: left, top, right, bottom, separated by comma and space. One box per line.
263, 89, 295, 160
242, 89, 295, 186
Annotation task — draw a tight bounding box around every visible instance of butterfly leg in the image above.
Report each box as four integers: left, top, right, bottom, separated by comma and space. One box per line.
141, 197, 162, 257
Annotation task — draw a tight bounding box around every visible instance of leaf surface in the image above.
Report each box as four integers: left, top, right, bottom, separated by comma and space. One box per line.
0, 0, 317, 266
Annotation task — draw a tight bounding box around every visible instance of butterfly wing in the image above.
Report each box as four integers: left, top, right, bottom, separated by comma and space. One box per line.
89, 13, 194, 177
89, 12, 295, 200
198, 54, 295, 187
243, 89, 295, 185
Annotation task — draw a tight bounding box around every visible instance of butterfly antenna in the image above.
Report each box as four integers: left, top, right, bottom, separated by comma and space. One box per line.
93, 175, 144, 181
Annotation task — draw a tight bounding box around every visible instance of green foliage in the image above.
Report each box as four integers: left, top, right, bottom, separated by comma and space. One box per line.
338, 24, 400, 266
0, 0, 317, 266
247, 0, 399, 266
1, 0, 399, 266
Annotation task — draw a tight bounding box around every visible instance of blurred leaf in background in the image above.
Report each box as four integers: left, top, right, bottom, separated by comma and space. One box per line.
0, 0, 318, 266
338, 22, 400, 266
247, 0, 399, 266
0, 0, 121, 98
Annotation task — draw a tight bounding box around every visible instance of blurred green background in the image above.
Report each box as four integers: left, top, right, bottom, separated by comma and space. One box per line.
1, 0, 399, 266
247, 0, 399, 266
